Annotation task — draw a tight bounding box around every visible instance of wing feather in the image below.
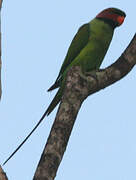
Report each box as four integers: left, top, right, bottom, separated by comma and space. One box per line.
48, 23, 90, 91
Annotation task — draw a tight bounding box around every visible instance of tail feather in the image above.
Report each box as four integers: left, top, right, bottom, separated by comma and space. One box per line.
3, 89, 62, 166
47, 81, 60, 91
45, 88, 62, 115
47, 76, 62, 92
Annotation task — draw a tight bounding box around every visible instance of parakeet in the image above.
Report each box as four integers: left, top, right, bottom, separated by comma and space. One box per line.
3, 7, 126, 165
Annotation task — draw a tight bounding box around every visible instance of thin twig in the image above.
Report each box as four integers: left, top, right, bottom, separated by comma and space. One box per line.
0, 0, 3, 100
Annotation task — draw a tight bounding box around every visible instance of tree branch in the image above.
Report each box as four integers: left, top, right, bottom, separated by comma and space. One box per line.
0, 166, 8, 180
0, 1, 7, 179
33, 34, 136, 180
0, 0, 3, 100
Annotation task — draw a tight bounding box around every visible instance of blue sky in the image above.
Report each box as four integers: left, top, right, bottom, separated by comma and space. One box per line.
0, 0, 135, 180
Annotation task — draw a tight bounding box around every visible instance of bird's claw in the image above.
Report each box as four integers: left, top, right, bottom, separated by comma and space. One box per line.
84, 70, 98, 83
79, 70, 99, 85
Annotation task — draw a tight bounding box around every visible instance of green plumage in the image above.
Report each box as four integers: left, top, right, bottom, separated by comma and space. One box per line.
3, 8, 126, 165
46, 19, 114, 115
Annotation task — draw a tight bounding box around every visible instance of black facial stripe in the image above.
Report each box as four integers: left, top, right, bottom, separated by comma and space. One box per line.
96, 17, 118, 29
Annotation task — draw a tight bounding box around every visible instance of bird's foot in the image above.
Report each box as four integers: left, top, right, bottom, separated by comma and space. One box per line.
84, 70, 98, 82
79, 69, 105, 85
79, 70, 98, 85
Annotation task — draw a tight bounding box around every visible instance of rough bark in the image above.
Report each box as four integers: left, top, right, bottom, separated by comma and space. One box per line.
0, 166, 8, 180
0, 2, 7, 180
0, 0, 3, 100
33, 34, 136, 180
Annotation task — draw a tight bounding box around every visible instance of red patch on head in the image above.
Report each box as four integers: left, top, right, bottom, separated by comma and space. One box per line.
96, 9, 125, 26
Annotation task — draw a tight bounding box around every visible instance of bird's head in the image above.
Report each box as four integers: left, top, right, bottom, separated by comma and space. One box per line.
96, 8, 126, 29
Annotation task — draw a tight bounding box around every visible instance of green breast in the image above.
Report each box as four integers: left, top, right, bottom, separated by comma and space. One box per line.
71, 19, 114, 72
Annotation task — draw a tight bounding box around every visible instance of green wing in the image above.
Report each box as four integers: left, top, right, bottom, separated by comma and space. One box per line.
58, 23, 90, 78
48, 23, 90, 91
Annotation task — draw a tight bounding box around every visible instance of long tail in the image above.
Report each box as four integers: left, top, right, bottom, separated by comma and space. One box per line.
47, 78, 61, 92
47, 81, 60, 92
3, 89, 62, 165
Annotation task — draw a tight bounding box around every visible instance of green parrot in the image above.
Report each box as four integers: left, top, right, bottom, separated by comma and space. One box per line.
3, 7, 126, 165
44, 7, 126, 116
